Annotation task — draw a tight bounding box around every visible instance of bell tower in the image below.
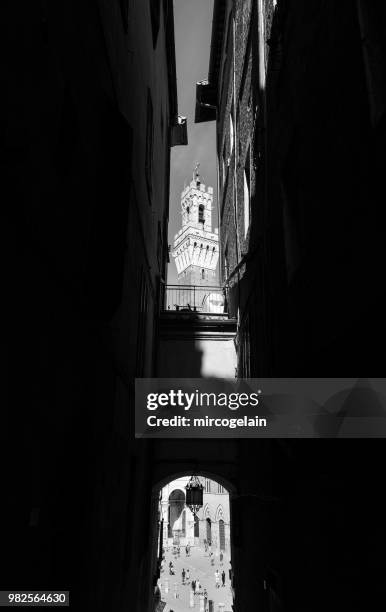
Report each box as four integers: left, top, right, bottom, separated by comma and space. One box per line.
172, 165, 219, 285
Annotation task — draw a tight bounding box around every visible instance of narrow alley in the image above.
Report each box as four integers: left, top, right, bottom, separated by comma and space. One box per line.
4, 1, 386, 611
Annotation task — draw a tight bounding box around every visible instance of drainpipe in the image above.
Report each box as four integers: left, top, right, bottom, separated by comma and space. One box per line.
257, 0, 268, 205
215, 124, 223, 286
232, 10, 242, 338
257, 0, 270, 370
232, 13, 241, 265
257, 0, 267, 95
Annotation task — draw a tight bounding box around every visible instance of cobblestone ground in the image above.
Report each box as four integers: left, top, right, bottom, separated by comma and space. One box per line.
158, 545, 233, 612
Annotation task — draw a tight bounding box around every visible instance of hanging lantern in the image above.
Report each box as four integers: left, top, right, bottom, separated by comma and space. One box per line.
185, 475, 204, 516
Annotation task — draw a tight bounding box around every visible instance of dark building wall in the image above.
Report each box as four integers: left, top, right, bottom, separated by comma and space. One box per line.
5, 1, 178, 610
4, 2, 386, 612
264, 0, 386, 375
215, 0, 273, 373
194, 4, 386, 607
209, 0, 386, 376
149, 436, 386, 612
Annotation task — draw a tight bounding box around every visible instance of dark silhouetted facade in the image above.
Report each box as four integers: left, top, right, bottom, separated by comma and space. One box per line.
5, 1, 187, 609
4, 2, 386, 612
196, 0, 386, 376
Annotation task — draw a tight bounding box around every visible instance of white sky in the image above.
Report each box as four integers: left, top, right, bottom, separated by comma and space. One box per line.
168, 0, 217, 284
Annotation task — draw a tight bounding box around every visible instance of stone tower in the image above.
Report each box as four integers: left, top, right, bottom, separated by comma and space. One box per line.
172, 166, 219, 286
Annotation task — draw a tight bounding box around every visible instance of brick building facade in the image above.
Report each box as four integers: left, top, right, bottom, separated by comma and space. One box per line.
196, 0, 386, 376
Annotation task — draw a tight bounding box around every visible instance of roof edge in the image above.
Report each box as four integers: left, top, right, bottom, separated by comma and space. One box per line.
208, 0, 228, 89
165, 0, 178, 121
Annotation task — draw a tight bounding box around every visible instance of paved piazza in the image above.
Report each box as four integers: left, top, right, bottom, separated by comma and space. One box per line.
158, 545, 233, 612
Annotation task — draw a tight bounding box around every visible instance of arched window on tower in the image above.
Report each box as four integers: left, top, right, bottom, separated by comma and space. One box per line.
186, 206, 190, 216
198, 205, 205, 224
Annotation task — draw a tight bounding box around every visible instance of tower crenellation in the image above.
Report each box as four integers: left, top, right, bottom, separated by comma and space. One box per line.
172, 168, 219, 286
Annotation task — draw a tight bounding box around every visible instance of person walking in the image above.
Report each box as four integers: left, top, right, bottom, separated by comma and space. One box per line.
221, 570, 226, 587
182, 568, 186, 584
174, 582, 179, 599
186, 568, 190, 583
196, 579, 200, 594
215, 569, 220, 588
192, 579, 196, 595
